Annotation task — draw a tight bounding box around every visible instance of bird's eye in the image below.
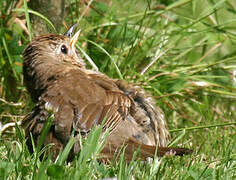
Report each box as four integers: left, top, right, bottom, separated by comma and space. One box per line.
61, 44, 68, 54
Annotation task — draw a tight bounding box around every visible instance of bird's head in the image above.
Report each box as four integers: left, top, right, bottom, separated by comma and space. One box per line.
22, 24, 85, 101
23, 24, 85, 68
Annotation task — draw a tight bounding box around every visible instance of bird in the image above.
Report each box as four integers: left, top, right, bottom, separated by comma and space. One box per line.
22, 24, 192, 162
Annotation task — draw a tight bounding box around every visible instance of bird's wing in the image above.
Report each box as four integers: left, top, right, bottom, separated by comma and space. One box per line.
115, 80, 170, 147
23, 68, 132, 144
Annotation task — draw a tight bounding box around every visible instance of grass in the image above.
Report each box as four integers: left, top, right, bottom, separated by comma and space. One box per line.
0, 0, 236, 179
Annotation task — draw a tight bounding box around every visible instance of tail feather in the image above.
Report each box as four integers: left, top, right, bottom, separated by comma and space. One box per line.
128, 138, 192, 158
102, 138, 192, 162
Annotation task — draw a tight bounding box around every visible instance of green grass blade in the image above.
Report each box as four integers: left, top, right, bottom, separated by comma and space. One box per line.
87, 40, 123, 79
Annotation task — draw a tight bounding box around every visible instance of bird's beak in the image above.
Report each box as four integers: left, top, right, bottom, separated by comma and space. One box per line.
69, 29, 81, 52
64, 23, 78, 38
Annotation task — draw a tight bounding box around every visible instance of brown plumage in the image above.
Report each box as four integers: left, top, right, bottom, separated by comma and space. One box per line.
22, 25, 192, 161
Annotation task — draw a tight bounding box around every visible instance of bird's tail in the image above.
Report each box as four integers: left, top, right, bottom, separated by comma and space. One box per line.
102, 137, 192, 162
128, 138, 192, 159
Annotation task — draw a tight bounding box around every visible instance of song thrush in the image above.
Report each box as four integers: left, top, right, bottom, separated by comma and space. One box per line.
22, 24, 192, 161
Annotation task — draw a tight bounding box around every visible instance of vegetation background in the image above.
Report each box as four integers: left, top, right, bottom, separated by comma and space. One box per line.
0, 0, 235, 179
